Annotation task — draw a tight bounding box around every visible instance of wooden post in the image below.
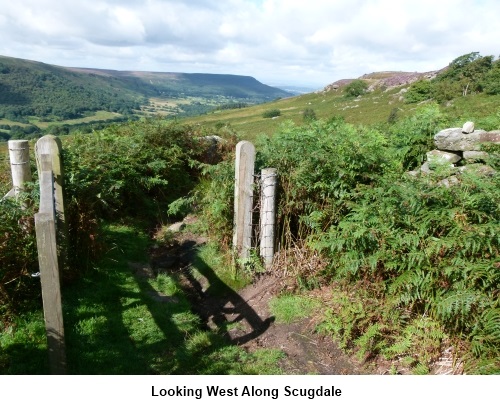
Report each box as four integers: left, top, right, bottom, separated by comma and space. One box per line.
36, 135, 68, 271
233, 141, 255, 260
35, 154, 66, 374
8, 140, 32, 197
260, 168, 277, 269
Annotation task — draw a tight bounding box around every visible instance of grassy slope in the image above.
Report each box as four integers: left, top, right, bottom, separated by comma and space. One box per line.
183, 84, 500, 140
182, 86, 406, 140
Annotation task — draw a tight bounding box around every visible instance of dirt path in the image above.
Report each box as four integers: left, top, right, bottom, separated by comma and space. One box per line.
148, 220, 371, 375
227, 275, 369, 374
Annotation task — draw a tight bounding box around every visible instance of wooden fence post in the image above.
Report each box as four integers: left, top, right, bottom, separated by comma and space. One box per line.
233, 141, 255, 261
7, 140, 32, 198
35, 153, 66, 374
260, 168, 277, 269
35, 135, 68, 271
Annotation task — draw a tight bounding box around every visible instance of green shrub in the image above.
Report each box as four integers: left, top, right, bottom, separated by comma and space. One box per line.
257, 119, 391, 245
262, 109, 281, 118
404, 80, 433, 104
0, 188, 39, 318
344, 80, 368, 98
302, 108, 317, 123
313, 164, 499, 372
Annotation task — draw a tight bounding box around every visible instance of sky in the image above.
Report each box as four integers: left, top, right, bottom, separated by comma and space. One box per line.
0, 0, 499, 88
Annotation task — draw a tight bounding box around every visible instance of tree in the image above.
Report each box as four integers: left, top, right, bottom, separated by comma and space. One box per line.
436, 52, 494, 96
482, 59, 500, 95
344, 80, 368, 98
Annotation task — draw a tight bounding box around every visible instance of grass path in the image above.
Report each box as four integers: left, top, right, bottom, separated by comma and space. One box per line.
0, 223, 284, 374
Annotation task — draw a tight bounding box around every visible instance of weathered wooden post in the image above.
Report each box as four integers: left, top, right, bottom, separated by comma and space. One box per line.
260, 168, 277, 269
7, 139, 32, 198
35, 154, 66, 374
35, 135, 68, 271
233, 141, 255, 261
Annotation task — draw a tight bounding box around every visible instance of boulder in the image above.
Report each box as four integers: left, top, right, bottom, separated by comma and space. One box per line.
462, 121, 475, 134
463, 151, 489, 163
458, 164, 496, 177
200, 135, 224, 164
434, 128, 500, 151
426, 150, 462, 165
420, 162, 432, 174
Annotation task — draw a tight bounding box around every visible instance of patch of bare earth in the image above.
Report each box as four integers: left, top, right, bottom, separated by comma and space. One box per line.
230, 275, 369, 374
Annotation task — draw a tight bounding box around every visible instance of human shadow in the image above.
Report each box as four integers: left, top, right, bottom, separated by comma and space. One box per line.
166, 239, 274, 345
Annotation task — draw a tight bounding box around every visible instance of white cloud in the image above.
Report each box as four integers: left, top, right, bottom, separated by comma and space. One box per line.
0, 0, 498, 87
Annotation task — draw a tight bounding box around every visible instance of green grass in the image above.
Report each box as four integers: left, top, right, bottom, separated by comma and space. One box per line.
269, 294, 320, 324
32, 111, 124, 129
0, 223, 284, 374
191, 241, 251, 293
182, 86, 412, 140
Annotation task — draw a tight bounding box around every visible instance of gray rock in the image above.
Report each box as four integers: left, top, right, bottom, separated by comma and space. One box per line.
463, 151, 489, 162
458, 164, 496, 177
420, 162, 432, 174
200, 135, 224, 164
433, 128, 500, 151
462, 121, 475, 134
426, 150, 462, 165
168, 222, 186, 232
438, 176, 460, 188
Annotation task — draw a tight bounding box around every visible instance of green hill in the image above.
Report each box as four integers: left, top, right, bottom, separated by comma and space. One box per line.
0, 55, 291, 127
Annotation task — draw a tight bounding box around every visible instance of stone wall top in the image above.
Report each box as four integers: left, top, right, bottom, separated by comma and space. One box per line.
434, 128, 499, 151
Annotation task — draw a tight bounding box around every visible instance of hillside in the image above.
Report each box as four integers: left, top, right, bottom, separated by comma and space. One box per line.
184, 55, 500, 139
0, 55, 291, 132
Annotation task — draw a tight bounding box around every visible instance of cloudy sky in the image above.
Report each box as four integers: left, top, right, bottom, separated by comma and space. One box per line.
0, 0, 498, 88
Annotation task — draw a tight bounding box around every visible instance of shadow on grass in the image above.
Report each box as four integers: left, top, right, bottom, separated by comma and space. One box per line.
0, 342, 49, 374
2, 225, 278, 374
181, 247, 274, 345
63, 225, 276, 374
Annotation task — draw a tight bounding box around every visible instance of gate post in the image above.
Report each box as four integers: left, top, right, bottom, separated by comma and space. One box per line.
260, 168, 277, 269
233, 141, 255, 261
35, 154, 66, 374
8, 139, 32, 198
35, 135, 68, 271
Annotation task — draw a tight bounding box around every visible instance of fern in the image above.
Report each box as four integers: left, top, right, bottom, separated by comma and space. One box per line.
435, 290, 486, 331
354, 323, 384, 360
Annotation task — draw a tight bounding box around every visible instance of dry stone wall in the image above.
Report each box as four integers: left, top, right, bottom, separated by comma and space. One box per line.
409, 121, 499, 184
